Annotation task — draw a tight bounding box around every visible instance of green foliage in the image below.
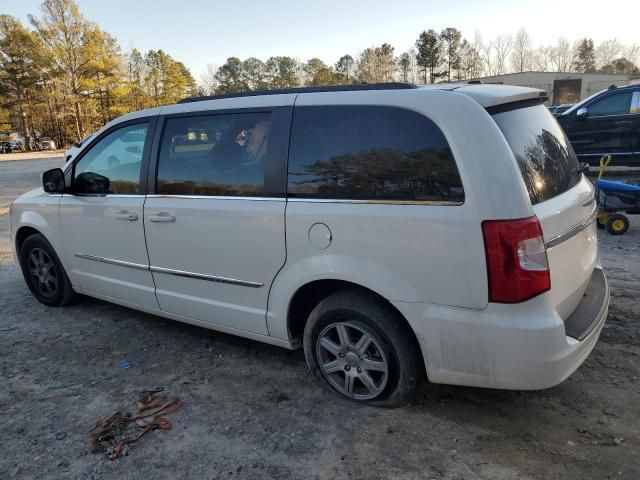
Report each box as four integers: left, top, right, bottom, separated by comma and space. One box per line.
416, 30, 442, 83
575, 39, 596, 73
600, 57, 639, 75
0, 0, 198, 148
334, 55, 355, 83
440, 28, 462, 81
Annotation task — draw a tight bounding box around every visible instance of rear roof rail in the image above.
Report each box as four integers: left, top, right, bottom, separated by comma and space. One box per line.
177, 82, 418, 104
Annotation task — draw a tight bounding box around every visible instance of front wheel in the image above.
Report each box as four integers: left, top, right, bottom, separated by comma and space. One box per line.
19, 233, 76, 306
303, 290, 422, 407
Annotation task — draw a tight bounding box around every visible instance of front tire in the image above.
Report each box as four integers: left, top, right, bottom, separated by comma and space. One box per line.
19, 233, 76, 306
303, 290, 422, 407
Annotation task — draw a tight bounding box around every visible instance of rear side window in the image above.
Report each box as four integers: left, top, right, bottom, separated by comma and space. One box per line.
156, 112, 272, 196
287, 106, 464, 202
492, 103, 580, 205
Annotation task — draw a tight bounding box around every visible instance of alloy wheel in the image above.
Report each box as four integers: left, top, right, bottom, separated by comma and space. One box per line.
27, 248, 58, 298
316, 321, 389, 400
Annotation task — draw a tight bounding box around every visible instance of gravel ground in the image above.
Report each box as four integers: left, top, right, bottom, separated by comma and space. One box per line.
1, 161, 639, 480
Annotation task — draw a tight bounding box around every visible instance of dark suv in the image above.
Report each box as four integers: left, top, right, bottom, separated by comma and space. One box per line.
556, 84, 640, 166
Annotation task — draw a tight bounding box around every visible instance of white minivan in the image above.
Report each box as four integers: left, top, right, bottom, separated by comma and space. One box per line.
10, 83, 609, 407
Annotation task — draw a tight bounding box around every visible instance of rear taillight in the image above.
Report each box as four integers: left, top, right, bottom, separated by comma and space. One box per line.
482, 216, 550, 303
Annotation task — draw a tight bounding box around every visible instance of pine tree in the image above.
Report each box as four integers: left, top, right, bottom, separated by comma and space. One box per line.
575, 38, 596, 72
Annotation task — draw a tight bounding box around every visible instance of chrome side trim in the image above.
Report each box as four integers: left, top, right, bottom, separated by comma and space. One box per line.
74, 253, 149, 271
146, 194, 285, 202
287, 198, 464, 206
74, 253, 264, 288
545, 207, 598, 250
150, 266, 263, 288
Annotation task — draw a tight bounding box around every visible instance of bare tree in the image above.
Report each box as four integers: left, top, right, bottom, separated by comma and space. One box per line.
510, 28, 532, 73
533, 46, 553, 71
458, 39, 482, 79
622, 44, 640, 71
199, 63, 218, 95
491, 35, 513, 75
551, 37, 577, 72
472, 32, 487, 77
596, 39, 623, 69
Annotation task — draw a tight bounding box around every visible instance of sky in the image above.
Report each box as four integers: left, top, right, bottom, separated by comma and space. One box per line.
2, 0, 638, 80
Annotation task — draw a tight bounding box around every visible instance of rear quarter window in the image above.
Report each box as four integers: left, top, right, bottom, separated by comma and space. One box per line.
492, 102, 580, 205
287, 105, 464, 203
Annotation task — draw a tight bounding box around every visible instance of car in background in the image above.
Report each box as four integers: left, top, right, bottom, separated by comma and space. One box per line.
0, 141, 11, 153
547, 105, 558, 114
557, 84, 640, 167
37, 137, 57, 150
552, 103, 575, 116
10, 140, 25, 152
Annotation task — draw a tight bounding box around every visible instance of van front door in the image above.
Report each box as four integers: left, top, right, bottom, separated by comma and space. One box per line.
144, 107, 291, 335
59, 120, 159, 308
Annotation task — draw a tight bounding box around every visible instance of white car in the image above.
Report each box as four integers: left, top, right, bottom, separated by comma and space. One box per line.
37, 137, 57, 150
10, 83, 609, 407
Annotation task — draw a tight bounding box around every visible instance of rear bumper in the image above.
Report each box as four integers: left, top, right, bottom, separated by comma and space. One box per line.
394, 268, 609, 390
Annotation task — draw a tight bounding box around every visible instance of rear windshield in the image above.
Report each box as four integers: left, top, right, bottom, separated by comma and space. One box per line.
492, 102, 580, 205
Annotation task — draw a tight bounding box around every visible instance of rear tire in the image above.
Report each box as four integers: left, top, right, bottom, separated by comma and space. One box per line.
303, 290, 422, 408
605, 213, 629, 235
19, 233, 76, 306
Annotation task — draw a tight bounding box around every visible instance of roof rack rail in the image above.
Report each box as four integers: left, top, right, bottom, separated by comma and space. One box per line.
467, 80, 482, 84
177, 82, 418, 104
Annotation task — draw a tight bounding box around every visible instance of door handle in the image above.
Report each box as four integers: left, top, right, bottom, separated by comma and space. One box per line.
149, 212, 176, 223
114, 211, 138, 221
615, 120, 632, 126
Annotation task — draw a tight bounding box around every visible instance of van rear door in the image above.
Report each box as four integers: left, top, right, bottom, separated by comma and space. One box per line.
491, 101, 599, 319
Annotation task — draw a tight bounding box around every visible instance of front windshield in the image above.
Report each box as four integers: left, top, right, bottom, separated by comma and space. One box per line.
560, 89, 605, 116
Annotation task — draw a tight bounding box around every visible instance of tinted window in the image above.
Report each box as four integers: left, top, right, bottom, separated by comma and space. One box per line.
493, 103, 580, 205
74, 123, 148, 194
157, 112, 272, 196
287, 106, 464, 202
588, 92, 632, 116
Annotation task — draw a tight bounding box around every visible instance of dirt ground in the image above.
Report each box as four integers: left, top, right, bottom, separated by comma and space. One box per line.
1, 164, 639, 479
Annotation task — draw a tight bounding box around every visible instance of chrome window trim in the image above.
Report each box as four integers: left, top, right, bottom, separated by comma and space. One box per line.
578, 152, 640, 157
150, 266, 263, 288
146, 194, 285, 202
74, 253, 149, 271
287, 198, 463, 206
545, 206, 598, 250
64, 194, 146, 198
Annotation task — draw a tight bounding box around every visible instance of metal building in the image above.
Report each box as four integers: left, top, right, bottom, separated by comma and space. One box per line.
462, 71, 640, 105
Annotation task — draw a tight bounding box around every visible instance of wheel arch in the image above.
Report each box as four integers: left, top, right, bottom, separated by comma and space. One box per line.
15, 225, 43, 254
286, 279, 423, 365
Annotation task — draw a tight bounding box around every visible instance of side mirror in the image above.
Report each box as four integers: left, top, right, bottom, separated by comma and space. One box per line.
74, 171, 110, 194
576, 107, 588, 119
42, 168, 65, 193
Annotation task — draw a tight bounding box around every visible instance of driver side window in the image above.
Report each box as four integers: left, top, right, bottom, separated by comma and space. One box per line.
74, 123, 149, 194
588, 92, 632, 117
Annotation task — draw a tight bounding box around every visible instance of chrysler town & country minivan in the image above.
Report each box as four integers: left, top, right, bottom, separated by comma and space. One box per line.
10, 83, 609, 407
